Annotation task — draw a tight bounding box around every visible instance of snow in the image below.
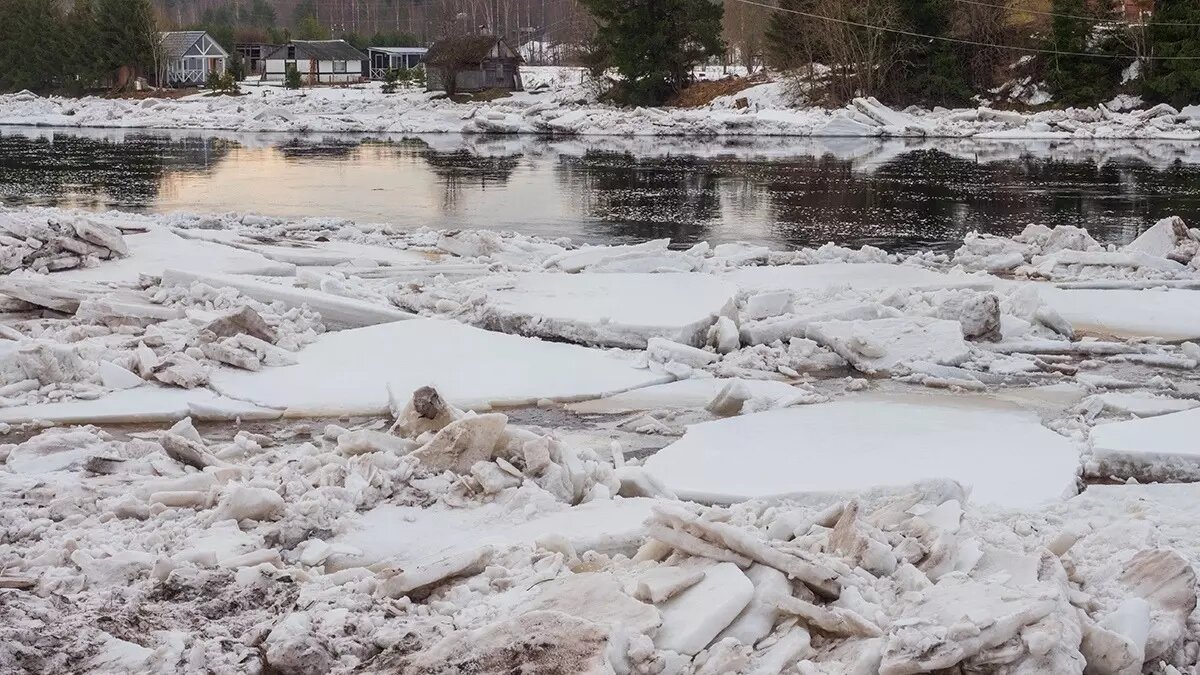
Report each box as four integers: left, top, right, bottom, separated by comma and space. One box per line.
642, 391, 1081, 508
210, 318, 668, 416
469, 272, 737, 348
1039, 288, 1200, 341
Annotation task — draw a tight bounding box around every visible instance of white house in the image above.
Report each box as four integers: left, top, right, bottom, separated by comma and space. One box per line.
160, 31, 228, 87
366, 47, 428, 80
263, 40, 367, 85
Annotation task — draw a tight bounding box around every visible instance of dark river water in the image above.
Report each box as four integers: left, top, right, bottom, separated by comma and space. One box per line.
3, 127, 1200, 251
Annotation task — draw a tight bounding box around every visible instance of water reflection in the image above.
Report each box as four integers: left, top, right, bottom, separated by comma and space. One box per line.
2, 127, 1199, 251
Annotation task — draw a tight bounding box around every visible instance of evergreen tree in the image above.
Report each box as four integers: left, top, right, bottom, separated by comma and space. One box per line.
1143, 0, 1200, 107
95, 0, 161, 84
1044, 0, 1127, 106
894, 0, 972, 105
764, 0, 821, 70
296, 14, 330, 40
578, 0, 724, 106
67, 0, 107, 91
0, 0, 66, 91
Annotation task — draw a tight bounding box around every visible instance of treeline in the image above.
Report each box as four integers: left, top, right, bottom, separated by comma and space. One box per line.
0, 0, 160, 93
766, 0, 1200, 108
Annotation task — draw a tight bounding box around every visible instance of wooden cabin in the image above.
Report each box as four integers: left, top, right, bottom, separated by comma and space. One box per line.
425, 36, 523, 93
367, 47, 429, 80
234, 42, 282, 78
159, 31, 229, 87
263, 40, 368, 85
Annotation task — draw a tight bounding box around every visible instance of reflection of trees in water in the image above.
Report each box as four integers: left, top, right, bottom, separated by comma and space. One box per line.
758, 149, 1200, 250
0, 134, 231, 208
556, 151, 722, 244
419, 148, 520, 211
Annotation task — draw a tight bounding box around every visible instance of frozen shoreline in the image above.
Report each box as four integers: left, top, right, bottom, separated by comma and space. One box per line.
2, 69, 1200, 140
3, 204, 1200, 673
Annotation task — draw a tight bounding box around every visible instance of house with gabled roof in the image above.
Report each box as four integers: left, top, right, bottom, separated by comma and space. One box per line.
263, 40, 368, 85
160, 31, 229, 87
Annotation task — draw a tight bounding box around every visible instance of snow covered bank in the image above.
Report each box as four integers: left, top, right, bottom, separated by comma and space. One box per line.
4, 204, 1200, 674
3, 76, 1200, 139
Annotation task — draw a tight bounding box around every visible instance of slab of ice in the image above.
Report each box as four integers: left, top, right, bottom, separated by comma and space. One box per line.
567, 378, 802, 414
160, 269, 415, 330
726, 264, 994, 294
1090, 408, 1200, 480
0, 386, 283, 425
210, 318, 667, 417
477, 272, 736, 348
1039, 288, 1200, 341
328, 496, 656, 569
1093, 393, 1199, 418
642, 392, 1081, 508
654, 562, 755, 655
54, 228, 293, 283
806, 317, 972, 374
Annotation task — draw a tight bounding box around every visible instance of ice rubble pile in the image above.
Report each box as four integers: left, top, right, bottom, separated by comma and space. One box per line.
0, 213, 128, 274
3, 79, 1200, 138
2, 387, 1199, 674
956, 217, 1200, 279
0, 279, 322, 409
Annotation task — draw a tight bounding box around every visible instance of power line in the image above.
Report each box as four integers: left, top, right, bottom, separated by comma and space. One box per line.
950, 0, 1200, 29
730, 0, 1200, 60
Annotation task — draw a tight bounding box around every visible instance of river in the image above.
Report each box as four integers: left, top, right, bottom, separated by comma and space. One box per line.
3, 127, 1200, 251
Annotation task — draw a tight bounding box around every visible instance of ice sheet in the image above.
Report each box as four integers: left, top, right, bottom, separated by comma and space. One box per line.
210, 318, 668, 417
642, 391, 1081, 508
0, 386, 283, 425
1090, 408, 1200, 478
477, 272, 736, 348
329, 497, 656, 569
54, 228, 293, 283
567, 378, 803, 414
1039, 288, 1200, 341
726, 263, 995, 294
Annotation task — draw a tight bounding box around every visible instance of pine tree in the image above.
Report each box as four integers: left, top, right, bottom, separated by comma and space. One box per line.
764, 0, 821, 70
1044, 0, 1127, 106
578, 0, 724, 106
1143, 0, 1200, 107
894, 0, 973, 105
95, 0, 161, 84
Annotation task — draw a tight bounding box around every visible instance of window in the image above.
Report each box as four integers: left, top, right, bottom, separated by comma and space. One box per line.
333, 60, 347, 73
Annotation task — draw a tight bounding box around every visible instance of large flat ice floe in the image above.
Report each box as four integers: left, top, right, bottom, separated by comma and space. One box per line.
55, 228, 294, 283
725, 263, 995, 294
330, 496, 656, 570
471, 272, 737, 348
1039, 287, 1200, 341
1090, 408, 1200, 481
0, 386, 282, 425
642, 391, 1081, 508
210, 318, 668, 416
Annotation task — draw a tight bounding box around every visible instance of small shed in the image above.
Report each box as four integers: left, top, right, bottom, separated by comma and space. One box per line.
425, 36, 523, 93
366, 47, 429, 79
264, 40, 368, 85
234, 42, 282, 77
160, 31, 229, 87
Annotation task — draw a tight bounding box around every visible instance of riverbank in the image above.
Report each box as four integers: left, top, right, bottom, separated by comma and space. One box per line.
2, 204, 1200, 672
2, 68, 1200, 140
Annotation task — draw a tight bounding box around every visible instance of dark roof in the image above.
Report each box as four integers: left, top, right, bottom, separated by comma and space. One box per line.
160, 31, 205, 59
426, 36, 521, 66
266, 40, 367, 62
